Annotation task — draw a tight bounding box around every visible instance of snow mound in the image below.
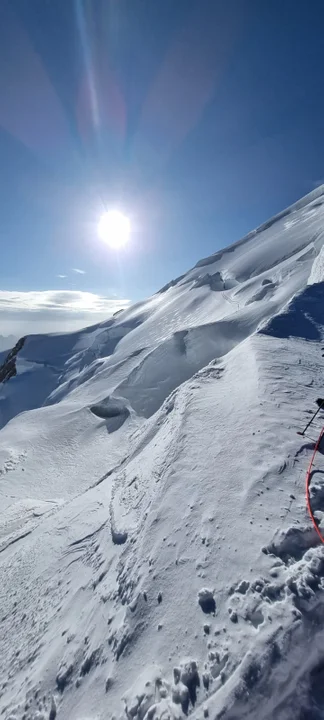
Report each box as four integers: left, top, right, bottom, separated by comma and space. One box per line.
192, 271, 225, 291
90, 397, 130, 432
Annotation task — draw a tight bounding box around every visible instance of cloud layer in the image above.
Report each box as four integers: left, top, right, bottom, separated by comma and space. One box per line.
0, 290, 130, 336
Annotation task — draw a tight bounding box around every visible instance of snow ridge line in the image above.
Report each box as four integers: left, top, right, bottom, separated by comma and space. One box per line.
306, 426, 324, 544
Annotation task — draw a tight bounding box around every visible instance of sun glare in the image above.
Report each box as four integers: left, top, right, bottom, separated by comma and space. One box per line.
97, 210, 130, 249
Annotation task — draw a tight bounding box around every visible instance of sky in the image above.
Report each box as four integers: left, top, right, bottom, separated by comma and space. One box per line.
1, 0, 324, 338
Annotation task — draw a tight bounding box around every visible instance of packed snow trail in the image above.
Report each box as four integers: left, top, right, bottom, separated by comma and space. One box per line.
1, 186, 324, 719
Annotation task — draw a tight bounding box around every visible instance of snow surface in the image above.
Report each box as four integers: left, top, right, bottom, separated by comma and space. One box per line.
2, 187, 324, 719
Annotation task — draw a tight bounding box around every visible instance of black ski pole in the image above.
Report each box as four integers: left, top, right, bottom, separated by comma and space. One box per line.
297, 400, 324, 436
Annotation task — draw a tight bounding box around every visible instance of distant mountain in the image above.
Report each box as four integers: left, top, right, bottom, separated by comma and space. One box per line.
0, 334, 17, 352
1, 186, 324, 719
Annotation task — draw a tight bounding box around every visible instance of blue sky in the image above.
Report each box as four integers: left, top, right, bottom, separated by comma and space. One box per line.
1, 0, 324, 335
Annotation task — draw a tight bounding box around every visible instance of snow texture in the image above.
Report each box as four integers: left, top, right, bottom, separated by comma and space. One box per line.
1, 186, 324, 719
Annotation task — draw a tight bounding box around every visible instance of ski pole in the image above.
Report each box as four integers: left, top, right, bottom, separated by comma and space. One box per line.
297, 400, 324, 436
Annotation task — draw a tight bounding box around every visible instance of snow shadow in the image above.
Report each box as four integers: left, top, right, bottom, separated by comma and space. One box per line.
260, 282, 324, 341
90, 397, 130, 433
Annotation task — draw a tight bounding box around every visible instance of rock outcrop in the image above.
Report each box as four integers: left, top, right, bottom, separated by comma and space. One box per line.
0, 336, 26, 383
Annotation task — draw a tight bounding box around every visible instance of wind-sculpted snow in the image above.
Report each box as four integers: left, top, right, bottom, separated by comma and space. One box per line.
2, 188, 324, 719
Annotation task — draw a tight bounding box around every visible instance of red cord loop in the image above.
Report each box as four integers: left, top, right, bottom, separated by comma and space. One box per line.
305, 428, 324, 545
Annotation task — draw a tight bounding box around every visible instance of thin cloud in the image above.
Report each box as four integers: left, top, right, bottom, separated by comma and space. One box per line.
0, 290, 130, 336
72, 268, 86, 275
0, 290, 128, 313
57, 274, 67, 279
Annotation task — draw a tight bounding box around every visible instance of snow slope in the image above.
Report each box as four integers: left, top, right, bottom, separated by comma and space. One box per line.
2, 187, 324, 719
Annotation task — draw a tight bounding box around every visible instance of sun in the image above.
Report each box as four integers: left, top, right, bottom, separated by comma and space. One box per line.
97, 210, 130, 249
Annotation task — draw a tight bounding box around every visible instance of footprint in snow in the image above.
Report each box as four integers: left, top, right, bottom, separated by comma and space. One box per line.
198, 588, 216, 614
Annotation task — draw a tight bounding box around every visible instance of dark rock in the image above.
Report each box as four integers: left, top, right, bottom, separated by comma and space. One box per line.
0, 336, 26, 384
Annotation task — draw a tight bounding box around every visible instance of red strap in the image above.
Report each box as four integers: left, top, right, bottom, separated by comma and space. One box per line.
305, 427, 324, 544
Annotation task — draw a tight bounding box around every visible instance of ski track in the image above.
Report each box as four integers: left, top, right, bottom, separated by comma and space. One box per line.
1, 187, 324, 719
